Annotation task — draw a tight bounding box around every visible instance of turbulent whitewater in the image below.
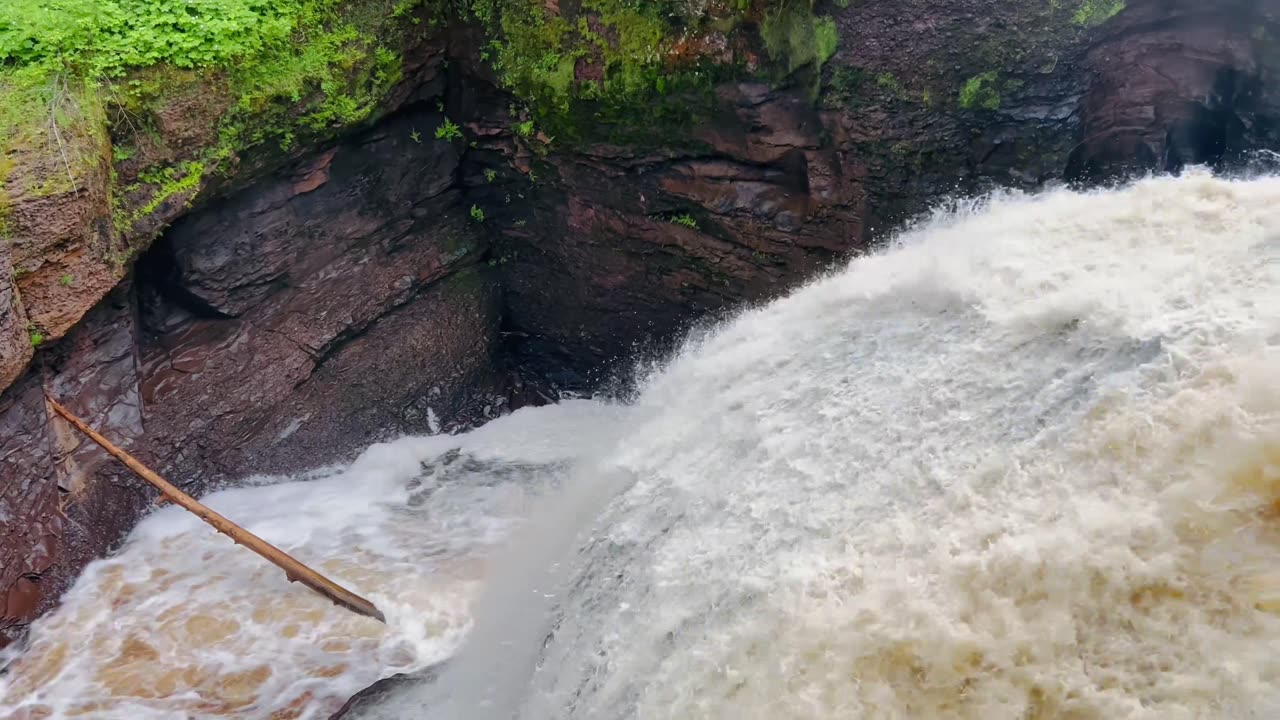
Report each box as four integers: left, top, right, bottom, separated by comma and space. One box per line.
6, 171, 1280, 719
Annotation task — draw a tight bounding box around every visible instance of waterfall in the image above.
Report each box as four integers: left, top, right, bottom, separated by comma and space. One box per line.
6, 171, 1280, 719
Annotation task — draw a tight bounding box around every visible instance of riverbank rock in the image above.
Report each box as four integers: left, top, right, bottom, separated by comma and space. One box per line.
328, 668, 439, 720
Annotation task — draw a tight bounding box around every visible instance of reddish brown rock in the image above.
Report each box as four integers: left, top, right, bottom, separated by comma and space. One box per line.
0, 253, 32, 390
1068, 0, 1279, 180
0, 104, 510, 644
4, 106, 118, 346
0, 287, 151, 644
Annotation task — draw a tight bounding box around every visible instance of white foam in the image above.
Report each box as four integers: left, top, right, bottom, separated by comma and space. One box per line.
0, 402, 625, 719
433, 172, 1280, 720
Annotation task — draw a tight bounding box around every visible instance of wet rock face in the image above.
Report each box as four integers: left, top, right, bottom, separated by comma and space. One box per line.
0, 105, 510, 645
484, 0, 1280, 386
134, 107, 505, 485
479, 82, 860, 385
1068, 0, 1280, 181
5, 0, 1280, 646
0, 289, 152, 643
327, 668, 440, 719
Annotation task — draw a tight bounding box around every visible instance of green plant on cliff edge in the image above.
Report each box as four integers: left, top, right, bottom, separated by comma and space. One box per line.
468, 0, 845, 144
114, 159, 206, 233
1, 0, 427, 199
435, 117, 463, 141
760, 3, 840, 74
1072, 0, 1126, 26
670, 213, 698, 229
959, 71, 1001, 110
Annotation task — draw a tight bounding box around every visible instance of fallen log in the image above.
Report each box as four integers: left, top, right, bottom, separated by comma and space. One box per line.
45, 395, 387, 623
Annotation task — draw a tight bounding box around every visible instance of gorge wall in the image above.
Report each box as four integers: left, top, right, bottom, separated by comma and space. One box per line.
4, 0, 1280, 645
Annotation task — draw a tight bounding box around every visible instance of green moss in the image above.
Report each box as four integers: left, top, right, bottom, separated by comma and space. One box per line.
1072, 0, 1125, 26
876, 72, 901, 94
4, 0, 425, 189
959, 71, 1001, 110
29, 331, 43, 348
761, 4, 839, 74
823, 65, 866, 108
814, 17, 839, 66
113, 159, 205, 233
0, 68, 107, 199
470, 0, 732, 143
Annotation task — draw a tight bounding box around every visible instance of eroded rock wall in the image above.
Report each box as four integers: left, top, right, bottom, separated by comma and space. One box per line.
1069, 0, 1280, 179
0, 92, 511, 645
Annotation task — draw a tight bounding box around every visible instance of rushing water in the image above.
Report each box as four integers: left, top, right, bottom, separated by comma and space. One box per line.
6, 171, 1280, 719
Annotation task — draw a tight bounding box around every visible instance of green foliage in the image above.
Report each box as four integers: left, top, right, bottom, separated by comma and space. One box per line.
814, 17, 839, 66
959, 71, 1001, 110
409, 128, 421, 143
114, 160, 205, 232
484, 168, 497, 182
435, 117, 463, 141
0, 69, 106, 196
58, 273, 73, 286
876, 72, 900, 93
467, 0, 743, 144
29, 330, 43, 348
823, 65, 865, 108
1073, 0, 1125, 26
761, 4, 840, 73
469, 204, 485, 222
216, 10, 406, 150
0, 0, 298, 76
479, 0, 669, 117
670, 212, 697, 229
2, 0, 421, 185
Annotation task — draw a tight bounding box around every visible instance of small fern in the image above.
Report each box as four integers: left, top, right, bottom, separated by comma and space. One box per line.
435, 118, 463, 141
671, 213, 698, 229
